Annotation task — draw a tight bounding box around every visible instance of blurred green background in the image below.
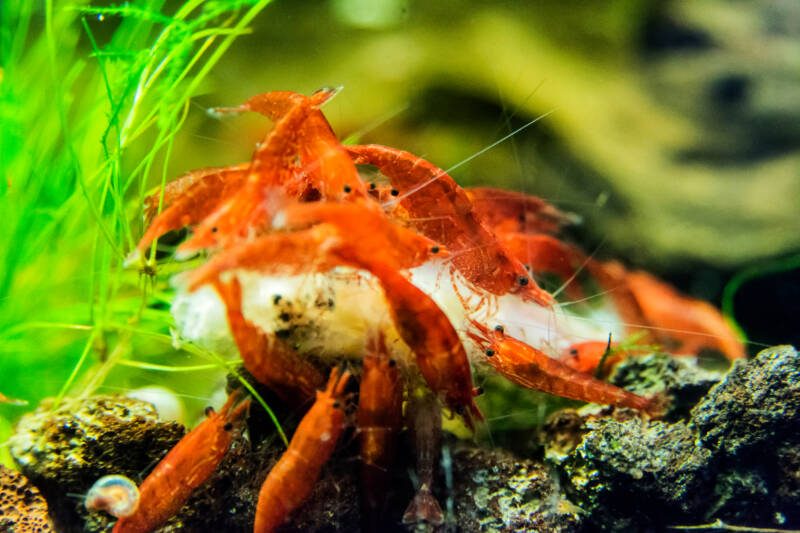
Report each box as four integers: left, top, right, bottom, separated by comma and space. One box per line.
1, 0, 799, 451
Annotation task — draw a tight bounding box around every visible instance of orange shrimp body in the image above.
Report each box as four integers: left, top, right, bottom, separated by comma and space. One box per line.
358, 335, 403, 529
186, 224, 345, 290
238, 89, 370, 202
178, 89, 365, 254
253, 368, 350, 533
281, 200, 446, 272
346, 144, 554, 308
560, 341, 628, 375
499, 232, 587, 300
363, 260, 482, 427
624, 270, 745, 360
136, 163, 250, 255
466, 320, 656, 413
112, 390, 250, 533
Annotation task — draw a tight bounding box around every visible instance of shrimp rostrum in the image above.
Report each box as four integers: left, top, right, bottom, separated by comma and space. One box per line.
128, 89, 745, 531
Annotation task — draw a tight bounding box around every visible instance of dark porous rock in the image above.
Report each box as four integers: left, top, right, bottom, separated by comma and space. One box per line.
690, 345, 800, 454
775, 442, 800, 524
608, 352, 725, 420
688, 345, 800, 525
0, 465, 54, 532
451, 446, 584, 533
560, 417, 710, 531
8, 395, 185, 533
555, 345, 800, 532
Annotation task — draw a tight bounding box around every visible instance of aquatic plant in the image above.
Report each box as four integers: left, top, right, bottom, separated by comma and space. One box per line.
0, 0, 278, 459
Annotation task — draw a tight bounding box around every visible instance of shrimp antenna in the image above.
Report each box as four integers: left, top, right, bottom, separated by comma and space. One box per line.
384, 108, 557, 207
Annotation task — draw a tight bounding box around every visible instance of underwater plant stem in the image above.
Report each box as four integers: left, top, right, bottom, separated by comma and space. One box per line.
722, 252, 800, 343
105, 323, 289, 447
44, 0, 124, 260
116, 360, 223, 372
670, 518, 800, 533
53, 328, 100, 410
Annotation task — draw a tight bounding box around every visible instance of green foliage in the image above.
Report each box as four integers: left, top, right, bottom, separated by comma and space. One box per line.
0, 0, 277, 455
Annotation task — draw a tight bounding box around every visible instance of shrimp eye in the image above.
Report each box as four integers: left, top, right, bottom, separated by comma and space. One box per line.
369, 182, 376, 190
211, 227, 218, 233
494, 325, 505, 334
343, 185, 352, 193
390, 189, 399, 196
430, 246, 440, 254
273, 294, 282, 305
485, 349, 495, 357
454, 405, 465, 415
204, 406, 215, 417
388, 359, 397, 367
518, 275, 529, 286
474, 387, 485, 396
570, 349, 579, 356
223, 422, 233, 431
332, 401, 341, 409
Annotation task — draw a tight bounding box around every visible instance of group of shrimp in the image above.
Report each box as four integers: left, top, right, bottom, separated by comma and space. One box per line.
89, 88, 744, 532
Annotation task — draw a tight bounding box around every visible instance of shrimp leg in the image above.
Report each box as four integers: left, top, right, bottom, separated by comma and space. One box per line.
253, 368, 351, 533
112, 389, 251, 533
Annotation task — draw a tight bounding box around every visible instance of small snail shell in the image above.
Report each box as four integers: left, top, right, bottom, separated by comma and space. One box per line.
85, 475, 140, 518
127, 386, 185, 424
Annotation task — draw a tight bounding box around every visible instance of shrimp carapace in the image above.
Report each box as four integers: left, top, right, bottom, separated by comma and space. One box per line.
346, 144, 554, 308
466, 186, 578, 235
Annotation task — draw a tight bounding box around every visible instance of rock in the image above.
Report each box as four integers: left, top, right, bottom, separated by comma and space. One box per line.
689, 345, 800, 525
451, 446, 583, 533
607, 352, 725, 420
8, 395, 185, 532
691, 345, 800, 454
560, 417, 711, 531
555, 345, 800, 531
0, 465, 54, 532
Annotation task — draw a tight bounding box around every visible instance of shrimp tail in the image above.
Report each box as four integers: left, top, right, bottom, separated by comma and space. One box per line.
402, 484, 443, 529
403, 390, 444, 529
